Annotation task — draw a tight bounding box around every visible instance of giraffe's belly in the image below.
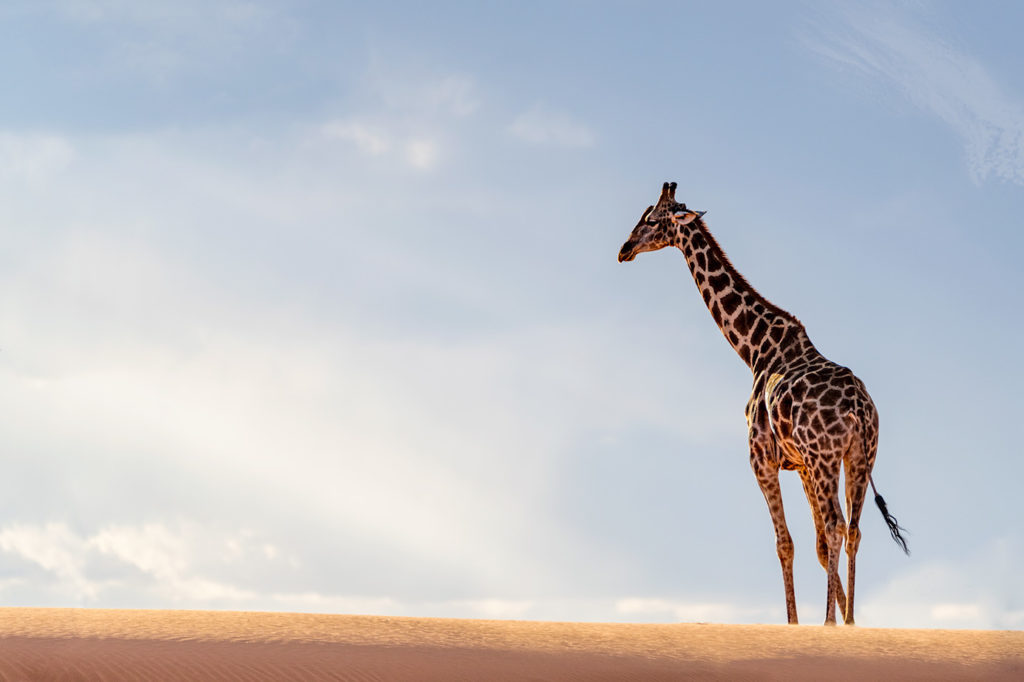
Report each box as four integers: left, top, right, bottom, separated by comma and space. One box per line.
762, 373, 805, 470
777, 439, 804, 470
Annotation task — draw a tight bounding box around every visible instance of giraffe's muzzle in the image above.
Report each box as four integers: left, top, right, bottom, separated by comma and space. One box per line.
618, 241, 637, 262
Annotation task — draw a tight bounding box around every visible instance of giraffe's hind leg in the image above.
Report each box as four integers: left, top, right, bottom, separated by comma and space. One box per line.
812, 462, 847, 626
799, 468, 846, 617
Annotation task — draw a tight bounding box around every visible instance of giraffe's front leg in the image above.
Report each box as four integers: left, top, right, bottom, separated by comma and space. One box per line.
750, 439, 797, 625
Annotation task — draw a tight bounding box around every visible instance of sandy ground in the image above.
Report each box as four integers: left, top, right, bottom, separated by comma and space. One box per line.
0, 608, 1020, 681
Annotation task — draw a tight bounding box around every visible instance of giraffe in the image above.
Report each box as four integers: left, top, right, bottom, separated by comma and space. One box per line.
618, 182, 908, 626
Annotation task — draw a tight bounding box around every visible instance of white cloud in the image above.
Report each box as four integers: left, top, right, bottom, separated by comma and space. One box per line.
857, 537, 1024, 629
421, 75, 480, 118
91, 525, 191, 582
321, 120, 391, 155
616, 597, 781, 624
0, 128, 756, 609
509, 105, 595, 148
315, 69, 479, 172
0, 132, 75, 186
4, 313, 669, 591
0, 521, 282, 605
405, 138, 438, 169
40, 0, 290, 84
369, 70, 480, 118
320, 117, 443, 171
0, 523, 96, 600
0, 141, 655, 599
322, 122, 441, 170
805, 4, 1024, 185
930, 602, 983, 622
0, 523, 577, 620
452, 598, 535, 619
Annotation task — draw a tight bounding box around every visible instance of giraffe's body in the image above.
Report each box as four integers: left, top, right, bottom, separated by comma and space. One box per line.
618, 183, 906, 625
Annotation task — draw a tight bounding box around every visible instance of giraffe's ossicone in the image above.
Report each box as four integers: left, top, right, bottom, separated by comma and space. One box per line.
619, 182, 908, 626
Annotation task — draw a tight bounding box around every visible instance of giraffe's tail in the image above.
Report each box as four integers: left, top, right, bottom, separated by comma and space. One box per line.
869, 476, 910, 555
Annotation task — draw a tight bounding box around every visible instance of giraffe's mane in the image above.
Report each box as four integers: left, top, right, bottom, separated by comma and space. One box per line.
692, 217, 802, 326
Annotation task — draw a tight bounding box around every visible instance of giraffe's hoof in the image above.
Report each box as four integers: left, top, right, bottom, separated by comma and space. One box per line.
823, 619, 838, 627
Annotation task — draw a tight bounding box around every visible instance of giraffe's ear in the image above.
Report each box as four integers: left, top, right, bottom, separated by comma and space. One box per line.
672, 208, 704, 226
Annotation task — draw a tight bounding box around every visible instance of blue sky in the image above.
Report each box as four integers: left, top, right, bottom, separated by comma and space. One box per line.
0, 1, 1021, 628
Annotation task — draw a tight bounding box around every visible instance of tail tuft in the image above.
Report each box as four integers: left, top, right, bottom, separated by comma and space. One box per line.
875, 493, 910, 555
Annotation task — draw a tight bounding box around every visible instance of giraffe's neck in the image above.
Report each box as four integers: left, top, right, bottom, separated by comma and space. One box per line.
676, 219, 815, 374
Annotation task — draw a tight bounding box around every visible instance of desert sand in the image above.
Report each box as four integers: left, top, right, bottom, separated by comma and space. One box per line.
0, 608, 1020, 681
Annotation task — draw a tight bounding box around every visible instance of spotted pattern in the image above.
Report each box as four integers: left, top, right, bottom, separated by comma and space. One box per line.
618, 182, 881, 626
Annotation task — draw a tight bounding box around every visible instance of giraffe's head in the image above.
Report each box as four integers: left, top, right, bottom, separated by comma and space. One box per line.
618, 181, 706, 262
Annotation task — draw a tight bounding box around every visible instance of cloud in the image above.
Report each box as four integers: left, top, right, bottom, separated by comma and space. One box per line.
616, 597, 781, 624
508, 105, 595, 148
0, 132, 75, 186
0, 523, 97, 600
319, 119, 442, 171
0, 524, 571, 620
318, 71, 475, 170
405, 138, 438, 169
0, 123, 799, 622
321, 120, 391, 155
20, 1, 293, 93
0, 131, 695, 604
804, 4, 1024, 185
0, 521, 279, 605
368, 70, 480, 119
417, 75, 480, 118
617, 534, 1024, 628
0, 522, 604, 618
857, 537, 1024, 629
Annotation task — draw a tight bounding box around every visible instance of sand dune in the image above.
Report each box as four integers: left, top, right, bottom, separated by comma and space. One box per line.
0, 608, 1020, 681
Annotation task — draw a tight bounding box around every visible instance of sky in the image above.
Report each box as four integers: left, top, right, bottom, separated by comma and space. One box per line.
0, 0, 1021, 629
